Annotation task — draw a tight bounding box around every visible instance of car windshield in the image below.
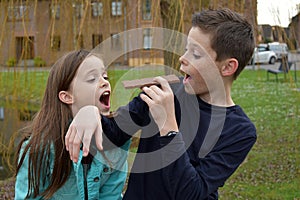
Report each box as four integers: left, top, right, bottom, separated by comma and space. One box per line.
257, 47, 268, 52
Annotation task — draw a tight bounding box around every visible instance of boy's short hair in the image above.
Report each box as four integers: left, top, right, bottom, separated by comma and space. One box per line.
192, 8, 255, 79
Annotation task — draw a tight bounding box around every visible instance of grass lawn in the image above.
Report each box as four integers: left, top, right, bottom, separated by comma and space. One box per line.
0, 67, 165, 110
0, 67, 299, 199
220, 69, 300, 199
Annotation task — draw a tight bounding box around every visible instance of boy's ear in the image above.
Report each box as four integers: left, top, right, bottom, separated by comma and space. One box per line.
58, 91, 74, 105
221, 58, 238, 77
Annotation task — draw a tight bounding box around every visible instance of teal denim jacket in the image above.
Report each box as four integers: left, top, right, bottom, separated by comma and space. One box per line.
15, 140, 130, 200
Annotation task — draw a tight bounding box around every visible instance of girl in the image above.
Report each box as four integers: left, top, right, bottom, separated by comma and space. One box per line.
15, 49, 130, 200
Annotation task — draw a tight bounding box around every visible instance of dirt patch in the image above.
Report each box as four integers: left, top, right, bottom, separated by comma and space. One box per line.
0, 177, 15, 200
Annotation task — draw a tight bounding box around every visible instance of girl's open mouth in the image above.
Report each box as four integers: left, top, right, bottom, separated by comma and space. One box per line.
99, 91, 110, 109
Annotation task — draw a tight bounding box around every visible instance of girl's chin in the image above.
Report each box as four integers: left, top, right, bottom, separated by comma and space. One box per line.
99, 108, 110, 116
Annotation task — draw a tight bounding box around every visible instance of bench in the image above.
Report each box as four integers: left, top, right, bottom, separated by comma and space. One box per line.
267, 61, 293, 82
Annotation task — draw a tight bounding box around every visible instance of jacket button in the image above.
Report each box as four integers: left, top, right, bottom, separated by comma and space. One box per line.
94, 177, 99, 182
103, 167, 109, 172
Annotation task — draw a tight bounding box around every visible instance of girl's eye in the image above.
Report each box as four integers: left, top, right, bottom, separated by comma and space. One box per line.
87, 78, 96, 83
103, 73, 109, 80
87, 75, 98, 82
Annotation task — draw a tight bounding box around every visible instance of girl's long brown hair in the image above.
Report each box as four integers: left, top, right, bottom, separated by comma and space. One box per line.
15, 49, 90, 199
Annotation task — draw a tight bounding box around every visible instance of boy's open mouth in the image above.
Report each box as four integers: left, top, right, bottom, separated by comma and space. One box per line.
183, 73, 191, 83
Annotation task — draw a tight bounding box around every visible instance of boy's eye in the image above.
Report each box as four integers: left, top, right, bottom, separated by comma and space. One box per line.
193, 50, 201, 59
103, 76, 109, 81
193, 54, 201, 59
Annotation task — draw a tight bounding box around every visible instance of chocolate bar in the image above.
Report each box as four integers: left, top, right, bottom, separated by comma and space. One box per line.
122, 74, 180, 89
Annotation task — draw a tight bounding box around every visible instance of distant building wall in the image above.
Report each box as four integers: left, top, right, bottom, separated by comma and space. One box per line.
289, 13, 300, 50
0, 0, 257, 67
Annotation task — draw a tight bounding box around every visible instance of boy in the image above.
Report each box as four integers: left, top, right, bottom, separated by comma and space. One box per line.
66, 8, 256, 199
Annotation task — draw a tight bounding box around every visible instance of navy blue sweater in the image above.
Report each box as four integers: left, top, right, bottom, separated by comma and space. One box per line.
102, 81, 257, 200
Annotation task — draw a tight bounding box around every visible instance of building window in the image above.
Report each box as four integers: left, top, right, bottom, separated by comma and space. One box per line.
111, 33, 121, 50
143, 28, 152, 50
50, 35, 61, 51
0, 107, 4, 121
76, 34, 84, 48
111, 1, 122, 16
91, 1, 103, 17
16, 36, 34, 60
8, 5, 29, 21
74, 3, 84, 19
142, 0, 151, 20
50, 3, 60, 19
92, 34, 103, 48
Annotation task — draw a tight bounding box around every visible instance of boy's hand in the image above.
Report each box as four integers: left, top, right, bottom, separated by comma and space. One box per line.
65, 105, 103, 162
140, 77, 178, 136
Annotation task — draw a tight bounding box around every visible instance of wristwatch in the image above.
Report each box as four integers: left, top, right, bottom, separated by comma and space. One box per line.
165, 131, 178, 137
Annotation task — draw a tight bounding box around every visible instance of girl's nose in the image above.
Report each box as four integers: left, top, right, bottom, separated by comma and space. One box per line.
99, 79, 109, 88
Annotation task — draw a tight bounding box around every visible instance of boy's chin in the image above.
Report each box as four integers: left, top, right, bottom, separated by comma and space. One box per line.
184, 85, 196, 95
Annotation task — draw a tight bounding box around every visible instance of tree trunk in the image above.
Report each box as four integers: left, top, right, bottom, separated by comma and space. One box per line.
160, 0, 183, 73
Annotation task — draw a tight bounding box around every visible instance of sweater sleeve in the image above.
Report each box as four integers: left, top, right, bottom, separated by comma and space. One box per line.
159, 125, 257, 199
102, 94, 150, 148
101, 81, 182, 149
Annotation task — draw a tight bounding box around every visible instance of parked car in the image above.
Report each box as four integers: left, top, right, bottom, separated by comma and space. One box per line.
258, 42, 289, 60
249, 47, 277, 64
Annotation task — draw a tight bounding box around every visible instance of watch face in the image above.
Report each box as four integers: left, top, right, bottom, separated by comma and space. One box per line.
167, 131, 178, 137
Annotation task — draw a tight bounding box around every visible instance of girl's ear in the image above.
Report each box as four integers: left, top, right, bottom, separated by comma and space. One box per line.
221, 58, 238, 77
58, 91, 74, 105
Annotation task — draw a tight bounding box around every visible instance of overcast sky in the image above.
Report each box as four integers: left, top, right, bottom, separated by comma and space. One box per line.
257, 0, 300, 27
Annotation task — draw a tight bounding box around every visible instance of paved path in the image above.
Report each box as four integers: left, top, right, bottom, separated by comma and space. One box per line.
1, 52, 300, 72
0, 65, 132, 72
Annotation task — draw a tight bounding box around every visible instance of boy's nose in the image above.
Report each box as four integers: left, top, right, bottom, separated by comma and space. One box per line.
179, 55, 188, 66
